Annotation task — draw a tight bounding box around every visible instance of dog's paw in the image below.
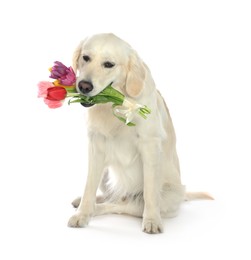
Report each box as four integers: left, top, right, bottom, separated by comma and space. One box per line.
142, 218, 164, 234
68, 213, 91, 228
71, 197, 81, 208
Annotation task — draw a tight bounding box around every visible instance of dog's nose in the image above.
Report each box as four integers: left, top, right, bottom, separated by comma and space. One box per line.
78, 80, 93, 94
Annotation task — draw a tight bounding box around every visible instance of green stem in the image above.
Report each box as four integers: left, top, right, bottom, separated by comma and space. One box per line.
67, 93, 80, 97
66, 85, 151, 126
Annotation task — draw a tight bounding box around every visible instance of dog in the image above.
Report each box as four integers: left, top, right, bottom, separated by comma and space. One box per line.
67, 33, 212, 234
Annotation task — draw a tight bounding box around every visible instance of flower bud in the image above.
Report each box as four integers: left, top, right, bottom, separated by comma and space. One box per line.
47, 87, 67, 101
49, 61, 76, 86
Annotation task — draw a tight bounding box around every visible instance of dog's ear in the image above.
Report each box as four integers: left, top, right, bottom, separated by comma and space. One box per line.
125, 51, 146, 97
72, 40, 85, 73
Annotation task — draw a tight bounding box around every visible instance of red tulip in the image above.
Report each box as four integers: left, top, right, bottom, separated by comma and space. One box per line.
38, 81, 67, 108
46, 87, 67, 101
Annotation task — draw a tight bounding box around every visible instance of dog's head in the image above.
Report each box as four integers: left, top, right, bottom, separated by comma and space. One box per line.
72, 33, 146, 97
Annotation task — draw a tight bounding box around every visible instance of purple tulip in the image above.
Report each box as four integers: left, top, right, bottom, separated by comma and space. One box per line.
49, 61, 76, 86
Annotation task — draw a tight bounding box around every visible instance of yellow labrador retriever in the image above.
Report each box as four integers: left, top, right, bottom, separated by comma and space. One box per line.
68, 33, 211, 234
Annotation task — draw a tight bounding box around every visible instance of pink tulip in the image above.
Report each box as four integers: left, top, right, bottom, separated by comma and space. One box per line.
49, 61, 76, 86
37, 81, 54, 98
44, 98, 64, 109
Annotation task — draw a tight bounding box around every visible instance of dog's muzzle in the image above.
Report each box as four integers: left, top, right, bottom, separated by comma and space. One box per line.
78, 80, 95, 107
78, 80, 93, 94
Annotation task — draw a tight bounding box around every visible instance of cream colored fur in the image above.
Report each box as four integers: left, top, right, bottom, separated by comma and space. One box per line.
68, 33, 212, 234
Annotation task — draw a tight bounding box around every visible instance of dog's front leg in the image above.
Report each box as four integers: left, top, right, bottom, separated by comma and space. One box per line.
139, 138, 163, 234
68, 133, 105, 228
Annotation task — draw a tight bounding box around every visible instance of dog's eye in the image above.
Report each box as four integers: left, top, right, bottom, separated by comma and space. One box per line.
103, 61, 115, 68
83, 55, 90, 62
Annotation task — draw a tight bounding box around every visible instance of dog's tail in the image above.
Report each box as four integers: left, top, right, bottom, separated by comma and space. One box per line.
185, 192, 214, 201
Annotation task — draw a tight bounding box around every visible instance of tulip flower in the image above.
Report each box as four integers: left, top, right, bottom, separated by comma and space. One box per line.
49, 61, 76, 86
38, 81, 67, 108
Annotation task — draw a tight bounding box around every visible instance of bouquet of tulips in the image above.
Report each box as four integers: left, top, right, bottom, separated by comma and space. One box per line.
38, 61, 151, 126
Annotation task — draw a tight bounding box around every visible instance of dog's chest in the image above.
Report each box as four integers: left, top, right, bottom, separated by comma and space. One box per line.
88, 105, 141, 167
88, 105, 124, 134
104, 133, 140, 167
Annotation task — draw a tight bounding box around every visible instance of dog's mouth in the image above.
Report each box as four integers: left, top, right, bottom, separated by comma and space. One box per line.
80, 82, 113, 108
80, 102, 94, 107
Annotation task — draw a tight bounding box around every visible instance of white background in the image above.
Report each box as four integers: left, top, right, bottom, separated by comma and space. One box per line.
0, 0, 251, 259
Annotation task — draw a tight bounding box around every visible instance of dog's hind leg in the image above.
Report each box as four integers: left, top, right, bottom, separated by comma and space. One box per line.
94, 200, 144, 218
71, 197, 81, 208
71, 195, 106, 208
